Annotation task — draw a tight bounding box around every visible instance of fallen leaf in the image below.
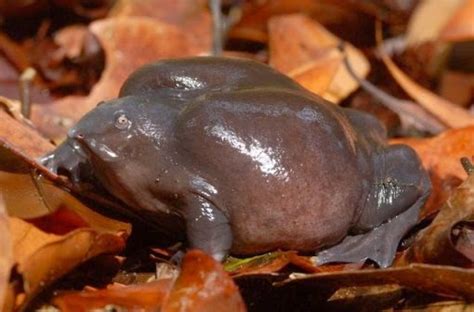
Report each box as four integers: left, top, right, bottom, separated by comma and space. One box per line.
0, 32, 31, 73
268, 14, 370, 103
0, 172, 57, 218
439, 0, 474, 42
225, 252, 294, 277
397, 170, 474, 266
0, 197, 11, 311
287, 51, 341, 97
53, 250, 246, 312
380, 47, 474, 128
225, 251, 359, 277
162, 250, 246, 312
438, 71, 474, 107
327, 285, 404, 311
0, 109, 53, 164
405, 0, 465, 46
53, 280, 174, 312
392, 126, 474, 216
31, 16, 206, 140
228, 0, 381, 45
53, 25, 90, 60
343, 53, 446, 135
9, 216, 129, 309
277, 263, 474, 301
110, 0, 211, 54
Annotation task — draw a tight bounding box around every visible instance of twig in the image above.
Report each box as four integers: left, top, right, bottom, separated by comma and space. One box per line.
340, 43, 446, 135
210, 0, 223, 56
19, 67, 36, 119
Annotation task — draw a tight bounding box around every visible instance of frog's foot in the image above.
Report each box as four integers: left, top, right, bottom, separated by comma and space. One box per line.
182, 195, 232, 262
315, 201, 421, 268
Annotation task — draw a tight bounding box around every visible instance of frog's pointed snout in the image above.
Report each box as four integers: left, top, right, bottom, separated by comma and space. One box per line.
38, 140, 88, 184
39, 152, 59, 174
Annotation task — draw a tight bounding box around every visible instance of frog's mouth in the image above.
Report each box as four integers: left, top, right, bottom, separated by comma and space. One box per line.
40, 138, 91, 185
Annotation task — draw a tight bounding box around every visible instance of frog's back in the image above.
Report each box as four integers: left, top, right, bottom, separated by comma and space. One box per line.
174, 89, 372, 254
120, 56, 305, 98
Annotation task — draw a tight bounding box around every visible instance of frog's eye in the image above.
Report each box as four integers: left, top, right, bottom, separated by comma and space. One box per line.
115, 114, 131, 130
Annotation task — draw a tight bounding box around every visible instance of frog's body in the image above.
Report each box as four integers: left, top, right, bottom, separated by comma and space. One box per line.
42, 57, 431, 267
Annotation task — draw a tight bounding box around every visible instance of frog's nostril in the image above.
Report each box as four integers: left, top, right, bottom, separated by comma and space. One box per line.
76, 133, 84, 140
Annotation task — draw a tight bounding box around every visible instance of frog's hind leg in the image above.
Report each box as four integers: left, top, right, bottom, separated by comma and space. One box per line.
314, 199, 421, 268
181, 194, 233, 262
315, 145, 431, 268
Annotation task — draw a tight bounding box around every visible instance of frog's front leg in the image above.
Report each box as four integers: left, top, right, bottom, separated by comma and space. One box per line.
315, 144, 431, 268
181, 195, 233, 261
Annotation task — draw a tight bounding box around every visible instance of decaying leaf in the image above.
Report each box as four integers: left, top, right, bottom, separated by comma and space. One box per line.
162, 250, 246, 312
31, 16, 208, 140
0, 197, 11, 312
439, 0, 474, 42
439, 71, 474, 107
110, 0, 211, 54
379, 48, 474, 129
398, 168, 474, 266
9, 215, 130, 309
0, 109, 53, 169
225, 251, 361, 277
53, 279, 174, 312
287, 51, 342, 97
393, 126, 474, 216
405, 0, 465, 46
52, 250, 246, 312
268, 14, 370, 103
342, 53, 446, 135
0, 172, 57, 218
228, 0, 382, 44
225, 252, 296, 277
277, 263, 474, 301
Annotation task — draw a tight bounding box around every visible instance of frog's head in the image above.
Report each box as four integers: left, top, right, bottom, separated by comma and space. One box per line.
40, 95, 172, 206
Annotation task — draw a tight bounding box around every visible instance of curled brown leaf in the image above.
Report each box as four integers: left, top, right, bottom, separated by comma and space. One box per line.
268, 14, 369, 103
0, 197, 11, 311
32, 16, 208, 140
398, 170, 474, 266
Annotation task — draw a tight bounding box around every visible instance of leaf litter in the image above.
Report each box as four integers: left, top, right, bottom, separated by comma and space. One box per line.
0, 0, 474, 311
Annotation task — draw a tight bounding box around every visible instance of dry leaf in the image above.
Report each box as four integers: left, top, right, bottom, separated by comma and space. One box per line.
277, 263, 474, 301
439, 71, 474, 107
287, 51, 342, 96
53, 280, 174, 312
439, 0, 474, 42
225, 251, 361, 277
32, 16, 206, 140
343, 54, 446, 135
53, 250, 246, 311
0, 197, 11, 311
163, 250, 247, 312
392, 126, 474, 216
398, 170, 474, 266
380, 49, 474, 128
53, 25, 90, 60
406, 0, 465, 46
268, 14, 370, 103
228, 0, 377, 44
0, 109, 53, 164
225, 252, 295, 277
0, 172, 57, 218
9, 216, 129, 308
110, 0, 211, 54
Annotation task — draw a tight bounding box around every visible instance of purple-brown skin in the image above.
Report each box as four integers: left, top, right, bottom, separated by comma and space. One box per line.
41, 57, 431, 268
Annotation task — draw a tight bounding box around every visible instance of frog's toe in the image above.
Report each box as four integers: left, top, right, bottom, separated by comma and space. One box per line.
315, 201, 421, 268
